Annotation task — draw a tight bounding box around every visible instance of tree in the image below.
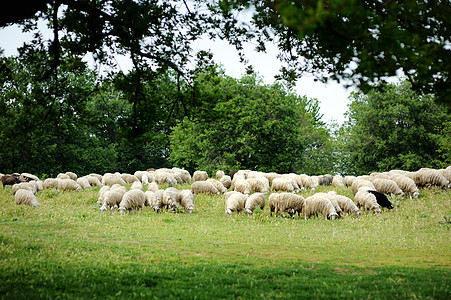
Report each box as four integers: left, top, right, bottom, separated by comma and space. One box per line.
211, 0, 451, 107
337, 80, 449, 175
169, 69, 328, 175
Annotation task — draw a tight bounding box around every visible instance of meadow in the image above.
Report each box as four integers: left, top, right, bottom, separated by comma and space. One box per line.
0, 183, 450, 299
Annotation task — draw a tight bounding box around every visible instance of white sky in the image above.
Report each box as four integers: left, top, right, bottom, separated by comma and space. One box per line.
0, 23, 354, 125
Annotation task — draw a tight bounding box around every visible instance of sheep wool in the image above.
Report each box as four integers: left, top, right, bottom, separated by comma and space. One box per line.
85, 175, 102, 187
268, 193, 305, 218
191, 181, 220, 195
76, 177, 91, 189
314, 192, 343, 218
162, 187, 180, 212
332, 175, 345, 187
343, 176, 357, 187
300, 174, 316, 190
58, 179, 82, 192
119, 189, 146, 213
244, 193, 266, 214
233, 179, 252, 195
148, 189, 164, 212
271, 177, 295, 193
206, 179, 228, 194
177, 189, 195, 213
225, 191, 247, 215
354, 188, 382, 213
100, 190, 124, 212
246, 177, 270, 194
44, 178, 61, 190
389, 174, 419, 198
130, 180, 144, 191
351, 179, 375, 195
102, 173, 127, 186
304, 195, 338, 220
215, 170, 225, 180
57, 173, 70, 180
65, 171, 78, 180
147, 181, 159, 192
154, 170, 176, 186
220, 175, 232, 189
371, 178, 404, 196
192, 170, 208, 182
11, 182, 37, 195
97, 185, 111, 205
15, 189, 39, 207
413, 168, 449, 189
327, 191, 361, 217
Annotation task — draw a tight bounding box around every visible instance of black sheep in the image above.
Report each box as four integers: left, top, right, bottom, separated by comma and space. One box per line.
367, 190, 393, 209
1, 174, 21, 189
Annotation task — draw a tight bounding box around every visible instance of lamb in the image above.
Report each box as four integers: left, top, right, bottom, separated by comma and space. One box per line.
191, 181, 220, 195
192, 170, 208, 182
43, 178, 61, 189
224, 191, 247, 215
388, 174, 419, 198
119, 189, 146, 213
370, 178, 404, 196
413, 168, 449, 189
102, 173, 126, 186
177, 189, 195, 213
268, 192, 305, 218
332, 175, 345, 187
220, 175, 232, 189
303, 195, 339, 220
130, 180, 143, 191
100, 190, 125, 212
244, 193, 266, 214
58, 179, 82, 192
216, 170, 225, 179
76, 177, 91, 189
327, 191, 361, 217
271, 177, 295, 193
15, 189, 39, 207
1, 174, 21, 188
11, 182, 38, 195
206, 179, 228, 194
314, 192, 343, 218
162, 187, 180, 212
351, 179, 375, 195
233, 179, 251, 195
354, 187, 382, 213
246, 177, 270, 194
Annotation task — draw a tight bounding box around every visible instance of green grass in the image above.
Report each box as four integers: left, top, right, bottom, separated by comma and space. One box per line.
0, 184, 450, 299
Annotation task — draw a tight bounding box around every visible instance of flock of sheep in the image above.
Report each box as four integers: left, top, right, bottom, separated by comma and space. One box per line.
1, 166, 450, 220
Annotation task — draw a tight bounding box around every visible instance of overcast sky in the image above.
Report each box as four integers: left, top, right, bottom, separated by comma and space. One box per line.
0, 24, 354, 125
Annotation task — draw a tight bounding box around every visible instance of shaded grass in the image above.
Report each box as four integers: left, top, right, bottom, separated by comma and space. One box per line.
0, 184, 450, 298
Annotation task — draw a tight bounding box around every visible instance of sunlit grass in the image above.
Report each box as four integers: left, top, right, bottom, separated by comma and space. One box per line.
0, 183, 450, 298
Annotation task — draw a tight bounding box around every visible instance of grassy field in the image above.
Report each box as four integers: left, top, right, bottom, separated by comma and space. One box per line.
0, 183, 450, 299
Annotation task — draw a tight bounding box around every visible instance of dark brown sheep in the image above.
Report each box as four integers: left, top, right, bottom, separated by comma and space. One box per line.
1, 174, 21, 189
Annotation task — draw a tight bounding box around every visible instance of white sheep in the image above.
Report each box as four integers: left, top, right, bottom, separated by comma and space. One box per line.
177, 189, 195, 213
19, 173, 40, 182
351, 179, 375, 195
314, 192, 343, 218
65, 171, 78, 180
262, 172, 281, 185
371, 178, 404, 196
388, 174, 419, 198
206, 179, 228, 194
58, 179, 82, 192
271, 177, 295, 193
119, 189, 146, 213
130, 180, 144, 191
57, 173, 70, 180
332, 175, 345, 187
268, 192, 305, 218
327, 191, 361, 217
354, 187, 382, 213
147, 181, 159, 192
300, 174, 316, 190
281, 174, 301, 192
76, 177, 91, 189
192, 170, 208, 182
191, 181, 220, 195
102, 173, 127, 186
121, 173, 140, 184
97, 185, 111, 205
85, 175, 102, 187
233, 179, 251, 195
147, 189, 164, 212
244, 193, 266, 214
216, 170, 225, 179
15, 189, 39, 207
220, 175, 232, 189
162, 187, 180, 212
303, 195, 338, 220
343, 176, 357, 187
413, 168, 449, 189
439, 167, 451, 183
154, 170, 176, 186
89, 173, 103, 182
246, 177, 270, 194
43, 178, 61, 189
224, 191, 248, 215
11, 182, 37, 195
100, 190, 125, 212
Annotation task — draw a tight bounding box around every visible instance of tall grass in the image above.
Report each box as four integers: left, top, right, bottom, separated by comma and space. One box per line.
0, 184, 450, 299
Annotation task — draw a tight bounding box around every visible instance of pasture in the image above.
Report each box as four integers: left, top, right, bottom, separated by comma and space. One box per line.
0, 183, 450, 299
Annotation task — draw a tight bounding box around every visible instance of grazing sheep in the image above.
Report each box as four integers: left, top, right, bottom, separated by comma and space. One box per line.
76, 177, 91, 189
351, 179, 375, 195
354, 187, 382, 213
1, 174, 21, 188
268, 193, 305, 218
271, 177, 295, 193
15, 189, 39, 207
314, 192, 343, 218
327, 191, 361, 217
100, 190, 125, 212
85, 175, 102, 187
225, 191, 247, 215
439, 167, 451, 183
413, 168, 449, 189
19, 173, 39, 182
343, 176, 357, 187
263, 172, 281, 185
162, 187, 180, 212
119, 189, 146, 213
367, 190, 393, 209
89, 173, 103, 182
65, 172, 78, 180
177, 189, 195, 213
191, 181, 220, 195
120, 173, 140, 184
230, 174, 246, 190
216, 170, 225, 179
332, 175, 345, 187
281, 175, 301, 192
370, 178, 404, 196
389, 174, 419, 198
58, 179, 82, 192
321, 174, 333, 186
303, 195, 338, 220
57, 173, 70, 180
206, 179, 228, 194
11, 182, 37, 195
300, 174, 316, 190
97, 185, 111, 205
246, 177, 270, 194
244, 193, 266, 214
147, 189, 164, 212
43, 178, 61, 189
147, 181, 159, 192
229, 170, 239, 179
233, 179, 252, 195
130, 180, 144, 191
154, 170, 176, 186
220, 175, 232, 189
102, 173, 127, 186
192, 170, 208, 182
